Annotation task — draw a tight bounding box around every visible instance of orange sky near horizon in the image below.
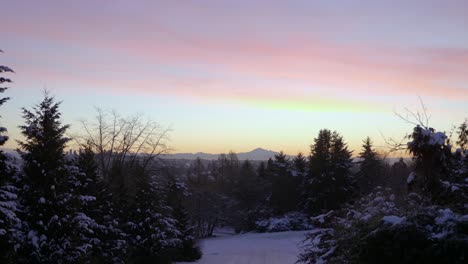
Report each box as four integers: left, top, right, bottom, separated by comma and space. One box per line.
1, 0, 467, 156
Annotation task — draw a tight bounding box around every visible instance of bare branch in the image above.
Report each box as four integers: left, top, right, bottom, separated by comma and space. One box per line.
76, 108, 171, 179
378, 130, 408, 159
393, 97, 431, 130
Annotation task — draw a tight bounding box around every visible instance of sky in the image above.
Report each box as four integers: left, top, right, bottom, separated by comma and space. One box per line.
2, 0, 468, 156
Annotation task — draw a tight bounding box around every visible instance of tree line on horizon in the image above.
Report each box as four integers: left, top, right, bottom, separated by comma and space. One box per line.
183, 129, 417, 236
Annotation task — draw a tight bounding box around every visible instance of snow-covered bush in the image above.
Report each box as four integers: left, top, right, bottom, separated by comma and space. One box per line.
255, 212, 313, 232
406, 125, 468, 209
299, 187, 398, 263
406, 125, 452, 195
298, 188, 468, 264
357, 207, 468, 264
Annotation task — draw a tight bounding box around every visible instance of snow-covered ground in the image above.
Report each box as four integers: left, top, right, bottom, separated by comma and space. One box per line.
179, 230, 309, 264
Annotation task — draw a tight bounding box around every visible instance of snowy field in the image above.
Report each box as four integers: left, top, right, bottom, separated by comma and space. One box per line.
179, 230, 309, 264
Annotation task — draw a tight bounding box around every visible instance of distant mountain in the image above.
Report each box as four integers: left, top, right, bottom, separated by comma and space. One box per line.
161, 148, 279, 161
238, 148, 279, 160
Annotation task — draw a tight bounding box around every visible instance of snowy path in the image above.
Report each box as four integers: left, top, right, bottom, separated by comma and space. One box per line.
179, 230, 309, 264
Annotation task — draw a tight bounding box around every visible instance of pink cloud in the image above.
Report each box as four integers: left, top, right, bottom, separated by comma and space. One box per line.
4, 1, 468, 105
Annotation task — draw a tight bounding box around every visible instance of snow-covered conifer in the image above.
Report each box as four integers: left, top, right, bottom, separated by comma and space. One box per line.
0, 51, 22, 262
16, 92, 104, 262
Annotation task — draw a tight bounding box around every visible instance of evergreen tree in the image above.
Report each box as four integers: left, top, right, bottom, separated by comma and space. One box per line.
76, 142, 99, 184
0, 50, 21, 263
292, 153, 308, 211
304, 129, 331, 213
0, 181, 20, 263
304, 129, 354, 214
165, 173, 201, 262
269, 151, 298, 214
0, 50, 13, 173
293, 152, 307, 176
16, 92, 102, 262
124, 166, 181, 263
329, 131, 354, 205
17, 91, 70, 195
456, 120, 467, 152
357, 137, 382, 194
359, 137, 378, 163
74, 142, 127, 262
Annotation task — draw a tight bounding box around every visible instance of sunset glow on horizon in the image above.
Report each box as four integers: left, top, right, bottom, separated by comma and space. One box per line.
2, 0, 468, 155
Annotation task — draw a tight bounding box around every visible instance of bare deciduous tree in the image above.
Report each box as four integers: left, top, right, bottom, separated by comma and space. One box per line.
380, 97, 432, 158
74, 108, 171, 179
394, 97, 431, 129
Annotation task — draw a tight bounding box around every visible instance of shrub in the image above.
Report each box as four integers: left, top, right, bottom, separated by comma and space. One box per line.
298, 189, 468, 264
255, 212, 313, 233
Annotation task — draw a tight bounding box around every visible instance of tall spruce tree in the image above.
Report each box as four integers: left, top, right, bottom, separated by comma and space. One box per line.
269, 151, 297, 214
17, 91, 69, 261
329, 131, 354, 206
0, 49, 13, 173
17, 91, 70, 195
0, 50, 21, 263
357, 137, 382, 194
304, 129, 354, 214
293, 152, 307, 177
17, 92, 104, 262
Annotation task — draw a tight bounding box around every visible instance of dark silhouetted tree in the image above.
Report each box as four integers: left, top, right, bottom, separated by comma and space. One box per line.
293, 152, 308, 176
269, 151, 298, 214
164, 173, 201, 262
187, 158, 222, 238
0, 50, 21, 263
18, 91, 70, 195
456, 120, 467, 152
407, 125, 451, 196
304, 129, 354, 214
357, 137, 382, 194
0, 49, 13, 173
17, 92, 103, 262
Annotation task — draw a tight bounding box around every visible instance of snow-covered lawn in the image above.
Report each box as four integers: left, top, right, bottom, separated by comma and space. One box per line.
179, 230, 309, 264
